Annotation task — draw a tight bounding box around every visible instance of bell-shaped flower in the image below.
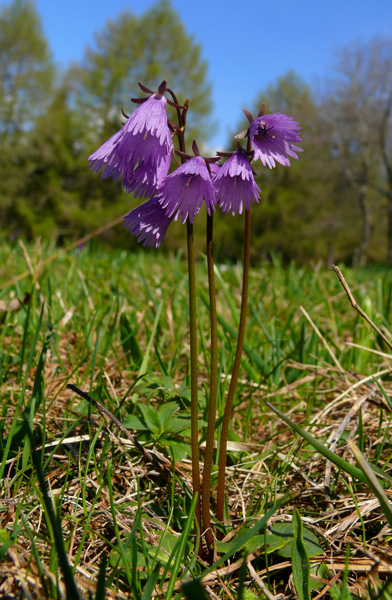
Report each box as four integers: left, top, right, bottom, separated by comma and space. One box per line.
123, 151, 171, 199
124, 196, 173, 248
237, 109, 302, 169
213, 148, 260, 215
158, 156, 216, 224
88, 81, 173, 197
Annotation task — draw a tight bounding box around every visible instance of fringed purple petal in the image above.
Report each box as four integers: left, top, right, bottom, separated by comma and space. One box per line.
124, 196, 172, 248
123, 151, 171, 198
158, 157, 216, 224
88, 93, 172, 198
213, 150, 261, 216
249, 112, 302, 168
209, 162, 221, 178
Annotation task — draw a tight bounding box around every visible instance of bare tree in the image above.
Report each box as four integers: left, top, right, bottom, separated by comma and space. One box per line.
324, 36, 392, 263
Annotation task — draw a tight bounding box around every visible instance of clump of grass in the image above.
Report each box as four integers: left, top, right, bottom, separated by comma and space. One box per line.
0, 241, 391, 598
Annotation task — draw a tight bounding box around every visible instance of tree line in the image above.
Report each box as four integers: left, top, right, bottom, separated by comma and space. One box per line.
1, 0, 391, 265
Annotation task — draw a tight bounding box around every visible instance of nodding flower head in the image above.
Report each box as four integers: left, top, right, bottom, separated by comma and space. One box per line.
213, 148, 261, 216
158, 155, 217, 224
124, 196, 173, 248
240, 110, 302, 169
123, 150, 171, 199
88, 81, 173, 198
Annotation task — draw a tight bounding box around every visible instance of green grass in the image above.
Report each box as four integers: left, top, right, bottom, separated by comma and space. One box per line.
1, 238, 392, 599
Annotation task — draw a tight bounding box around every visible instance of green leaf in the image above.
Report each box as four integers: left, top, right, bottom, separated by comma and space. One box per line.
267, 522, 322, 558
200, 494, 291, 580
122, 414, 149, 431
291, 509, 311, 600
157, 401, 180, 431
0, 526, 21, 561
164, 492, 198, 599
310, 563, 329, 591
247, 533, 286, 555
147, 530, 182, 565
141, 563, 161, 600
164, 416, 191, 434
138, 403, 161, 435
162, 439, 190, 462
94, 551, 107, 600
216, 530, 285, 556
215, 516, 322, 560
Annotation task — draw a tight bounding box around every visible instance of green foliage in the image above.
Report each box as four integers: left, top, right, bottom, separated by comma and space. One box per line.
72, 0, 211, 143
0, 0, 54, 137
124, 400, 192, 461
216, 519, 323, 561
0, 0, 56, 234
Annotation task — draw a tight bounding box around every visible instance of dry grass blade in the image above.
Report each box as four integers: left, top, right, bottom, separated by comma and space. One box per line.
67, 383, 173, 477
299, 305, 344, 373
333, 265, 392, 351
247, 561, 283, 600
348, 440, 392, 529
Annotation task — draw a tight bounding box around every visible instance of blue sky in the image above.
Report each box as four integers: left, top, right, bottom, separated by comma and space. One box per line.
8, 0, 392, 147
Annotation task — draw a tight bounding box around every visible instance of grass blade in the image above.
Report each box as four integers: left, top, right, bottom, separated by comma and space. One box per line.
140, 563, 161, 600
348, 440, 392, 529
25, 419, 81, 599
266, 402, 387, 484
138, 301, 163, 377
0, 303, 44, 480
164, 492, 198, 600
94, 551, 107, 600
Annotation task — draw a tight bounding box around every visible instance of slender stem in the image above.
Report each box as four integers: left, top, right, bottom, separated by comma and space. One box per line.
171, 95, 202, 534
216, 208, 251, 523
186, 219, 201, 532
201, 213, 218, 550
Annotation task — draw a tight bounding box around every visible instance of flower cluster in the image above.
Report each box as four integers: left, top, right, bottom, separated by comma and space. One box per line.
89, 82, 302, 247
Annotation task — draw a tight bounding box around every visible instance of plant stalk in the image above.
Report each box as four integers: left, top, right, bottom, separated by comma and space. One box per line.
186, 219, 201, 532
168, 91, 202, 534
216, 207, 251, 523
201, 212, 218, 551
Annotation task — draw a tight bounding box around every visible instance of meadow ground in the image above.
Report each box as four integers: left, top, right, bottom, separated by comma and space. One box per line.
0, 239, 392, 599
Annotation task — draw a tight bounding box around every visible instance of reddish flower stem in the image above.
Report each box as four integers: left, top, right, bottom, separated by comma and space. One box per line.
216, 207, 251, 523
171, 94, 202, 535
186, 219, 201, 532
201, 213, 218, 552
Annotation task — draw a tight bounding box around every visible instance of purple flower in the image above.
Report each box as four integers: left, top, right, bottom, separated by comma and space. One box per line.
158, 156, 216, 224
88, 92, 172, 197
209, 162, 221, 177
249, 113, 302, 168
213, 149, 261, 215
124, 197, 173, 248
123, 150, 171, 199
